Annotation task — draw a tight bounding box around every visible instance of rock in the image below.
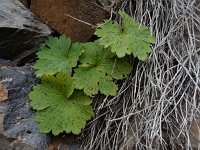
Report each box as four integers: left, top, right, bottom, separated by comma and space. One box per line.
50, 134, 81, 150
19, 0, 30, 7
30, 0, 109, 42
196, 0, 200, 49
187, 2, 200, 149
0, 82, 8, 102
118, 116, 138, 150
0, 59, 50, 150
189, 113, 200, 150
58, 144, 80, 150
98, 0, 114, 10
0, 0, 51, 65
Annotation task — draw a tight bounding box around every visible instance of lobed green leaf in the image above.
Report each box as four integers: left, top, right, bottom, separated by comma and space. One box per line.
34, 35, 82, 76
73, 42, 132, 96
29, 72, 93, 135
95, 11, 156, 60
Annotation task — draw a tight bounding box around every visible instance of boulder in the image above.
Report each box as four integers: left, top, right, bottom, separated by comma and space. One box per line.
0, 59, 50, 150
30, 0, 109, 42
0, 0, 51, 65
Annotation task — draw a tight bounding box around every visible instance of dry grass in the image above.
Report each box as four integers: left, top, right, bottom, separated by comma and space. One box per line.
82, 0, 200, 149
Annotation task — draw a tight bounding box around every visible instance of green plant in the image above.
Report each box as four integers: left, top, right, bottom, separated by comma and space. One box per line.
28, 11, 155, 135
95, 11, 155, 60
74, 42, 131, 96
29, 73, 93, 135
33, 36, 82, 76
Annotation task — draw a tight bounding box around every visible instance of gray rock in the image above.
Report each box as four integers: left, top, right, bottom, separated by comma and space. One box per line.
0, 60, 50, 150
0, 0, 51, 65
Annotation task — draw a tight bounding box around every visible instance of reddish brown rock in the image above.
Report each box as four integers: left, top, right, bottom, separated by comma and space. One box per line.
30, 0, 109, 42
0, 82, 8, 101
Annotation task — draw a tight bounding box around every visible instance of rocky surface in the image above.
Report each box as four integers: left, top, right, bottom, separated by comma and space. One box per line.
189, 113, 200, 150
196, 0, 200, 49
0, 0, 51, 65
0, 59, 50, 150
30, 0, 109, 42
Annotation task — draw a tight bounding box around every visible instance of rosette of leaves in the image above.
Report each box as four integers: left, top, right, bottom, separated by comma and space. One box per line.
28, 10, 155, 136
73, 42, 132, 96
29, 72, 93, 135
34, 35, 82, 76
95, 11, 156, 60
